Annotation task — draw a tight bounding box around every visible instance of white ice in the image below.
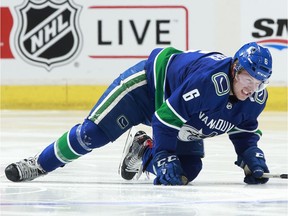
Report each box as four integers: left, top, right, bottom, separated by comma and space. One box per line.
0, 111, 287, 216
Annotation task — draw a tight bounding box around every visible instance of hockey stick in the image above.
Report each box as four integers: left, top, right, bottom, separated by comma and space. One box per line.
244, 166, 287, 179
262, 173, 288, 179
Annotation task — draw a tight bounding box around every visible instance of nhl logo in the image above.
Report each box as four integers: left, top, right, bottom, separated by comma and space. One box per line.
15, 0, 82, 70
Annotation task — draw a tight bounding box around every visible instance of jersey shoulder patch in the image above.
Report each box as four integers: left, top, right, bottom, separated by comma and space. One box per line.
250, 89, 268, 104
211, 72, 230, 96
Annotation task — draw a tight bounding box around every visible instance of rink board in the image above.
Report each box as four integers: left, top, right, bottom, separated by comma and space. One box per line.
0, 85, 287, 111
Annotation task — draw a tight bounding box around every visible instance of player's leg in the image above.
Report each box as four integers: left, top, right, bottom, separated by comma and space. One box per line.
5, 60, 153, 182
36, 119, 110, 173
87, 60, 153, 141
177, 157, 203, 182
45, 59, 151, 170
174, 139, 204, 182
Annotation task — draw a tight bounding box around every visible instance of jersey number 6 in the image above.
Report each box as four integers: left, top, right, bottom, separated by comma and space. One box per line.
182, 89, 200, 101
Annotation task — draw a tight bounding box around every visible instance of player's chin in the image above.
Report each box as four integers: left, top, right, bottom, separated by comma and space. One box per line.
237, 96, 247, 101
235, 92, 249, 101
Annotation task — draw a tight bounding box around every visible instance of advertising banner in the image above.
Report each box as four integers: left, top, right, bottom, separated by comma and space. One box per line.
1, 0, 287, 110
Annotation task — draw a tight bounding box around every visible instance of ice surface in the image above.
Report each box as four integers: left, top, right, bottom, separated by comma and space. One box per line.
0, 111, 287, 216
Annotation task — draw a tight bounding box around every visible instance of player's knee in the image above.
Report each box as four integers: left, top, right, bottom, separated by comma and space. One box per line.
176, 139, 205, 158
77, 119, 110, 149
185, 157, 203, 182
191, 140, 205, 158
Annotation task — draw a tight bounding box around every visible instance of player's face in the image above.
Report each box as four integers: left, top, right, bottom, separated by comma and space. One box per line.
232, 70, 262, 101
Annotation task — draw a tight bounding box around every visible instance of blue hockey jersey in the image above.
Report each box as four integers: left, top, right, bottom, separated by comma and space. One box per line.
144, 47, 267, 156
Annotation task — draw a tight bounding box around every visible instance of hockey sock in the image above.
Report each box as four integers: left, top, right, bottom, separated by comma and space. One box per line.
38, 121, 110, 172
38, 128, 84, 172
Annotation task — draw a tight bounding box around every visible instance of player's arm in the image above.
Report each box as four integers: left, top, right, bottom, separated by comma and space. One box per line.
228, 119, 270, 184
151, 74, 212, 185
151, 99, 187, 185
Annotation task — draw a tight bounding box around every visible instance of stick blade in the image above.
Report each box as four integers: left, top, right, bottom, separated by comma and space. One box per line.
280, 174, 288, 179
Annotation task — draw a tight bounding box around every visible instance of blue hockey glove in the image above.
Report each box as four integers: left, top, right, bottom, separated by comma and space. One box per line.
235, 146, 269, 184
152, 151, 188, 185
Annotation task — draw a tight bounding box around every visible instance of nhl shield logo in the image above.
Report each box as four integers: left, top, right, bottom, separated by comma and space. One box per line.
15, 0, 82, 70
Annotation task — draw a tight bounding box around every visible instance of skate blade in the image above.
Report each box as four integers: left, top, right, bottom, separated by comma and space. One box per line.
118, 127, 137, 175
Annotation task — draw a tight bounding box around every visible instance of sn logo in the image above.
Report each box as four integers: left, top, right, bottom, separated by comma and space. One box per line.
182, 89, 200, 101
252, 19, 287, 38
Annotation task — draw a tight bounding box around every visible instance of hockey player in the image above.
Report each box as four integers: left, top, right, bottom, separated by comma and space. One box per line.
5, 42, 272, 185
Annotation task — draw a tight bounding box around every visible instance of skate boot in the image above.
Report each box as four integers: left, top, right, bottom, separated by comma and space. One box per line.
5, 155, 47, 182
120, 130, 153, 180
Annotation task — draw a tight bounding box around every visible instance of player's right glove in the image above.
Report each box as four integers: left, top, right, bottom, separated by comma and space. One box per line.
152, 151, 188, 185
235, 146, 269, 184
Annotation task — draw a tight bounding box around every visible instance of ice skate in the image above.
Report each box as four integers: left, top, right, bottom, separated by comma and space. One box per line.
119, 129, 152, 180
5, 155, 46, 182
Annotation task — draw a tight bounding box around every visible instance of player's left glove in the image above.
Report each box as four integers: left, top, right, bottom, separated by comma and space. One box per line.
153, 151, 188, 185
235, 146, 269, 184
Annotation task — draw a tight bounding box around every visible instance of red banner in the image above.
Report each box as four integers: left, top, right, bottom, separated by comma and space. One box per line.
0, 7, 14, 59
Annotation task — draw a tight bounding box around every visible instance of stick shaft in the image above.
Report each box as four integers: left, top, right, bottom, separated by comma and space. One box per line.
262, 173, 288, 179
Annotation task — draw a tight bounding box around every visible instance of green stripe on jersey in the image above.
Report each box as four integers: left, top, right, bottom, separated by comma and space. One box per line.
55, 132, 80, 163
156, 101, 185, 130
154, 47, 183, 109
